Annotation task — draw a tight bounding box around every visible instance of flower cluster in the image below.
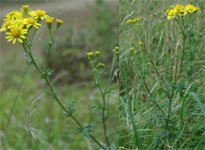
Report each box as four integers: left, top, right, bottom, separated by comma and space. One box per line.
165, 4, 200, 20
1, 5, 63, 44
126, 17, 143, 24
87, 51, 101, 58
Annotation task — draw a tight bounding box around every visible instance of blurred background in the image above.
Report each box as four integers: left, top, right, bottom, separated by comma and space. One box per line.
0, 0, 118, 149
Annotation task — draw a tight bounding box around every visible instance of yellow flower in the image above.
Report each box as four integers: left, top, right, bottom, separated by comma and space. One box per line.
126, 19, 132, 24
4, 11, 23, 21
45, 17, 54, 24
170, 5, 174, 9
5, 23, 27, 44
56, 19, 63, 29
95, 51, 101, 55
29, 10, 47, 20
194, 7, 200, 12
35, 10, 47, 20
130, 47, 134, 51
185, 4, 199, 13
165, 9, 170, 14
178, 9, 187, 16
87, 52, 94, 56
175, 4, 184, 11
131, 19, 136, 23
26, 17, 41, 29
167, 9, 176, 20
22, 5, 29, 10
21, 5, 29, 15
56, 19, 63, 24
138, 42, 143, 45
0, 20, 12, 32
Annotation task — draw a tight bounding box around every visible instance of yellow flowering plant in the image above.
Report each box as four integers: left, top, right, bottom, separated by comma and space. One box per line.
0, 5, 108, 150
87, 47, 118, 149
165, 4, 200, 134
122, 3, 201, 149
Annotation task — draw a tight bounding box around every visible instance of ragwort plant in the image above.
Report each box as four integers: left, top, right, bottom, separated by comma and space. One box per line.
120, 2, 204, 150
1, 5, 118, 150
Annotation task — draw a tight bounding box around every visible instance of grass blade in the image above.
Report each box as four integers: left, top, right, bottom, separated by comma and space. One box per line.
189, 92, 205, 116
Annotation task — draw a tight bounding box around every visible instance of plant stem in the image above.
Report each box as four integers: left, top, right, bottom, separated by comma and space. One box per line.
29, 28, 37, 47
165, 18, 187, 134
22, 42, 106, 150
97, 82, 110, 148
136, 62, 166, 118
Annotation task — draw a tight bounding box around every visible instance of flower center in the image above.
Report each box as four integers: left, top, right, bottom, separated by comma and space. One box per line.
179, 10, 185, 15
36, 10, 45, 17
27, 18, 36, 25
11, 29, 21, 38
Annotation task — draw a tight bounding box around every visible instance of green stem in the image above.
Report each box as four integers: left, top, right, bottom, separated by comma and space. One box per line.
22, 42, 106, 150
29, 28, 37, 48
136, 62, 166, 118
165, 18, 187, 135
97, 81, 110, 148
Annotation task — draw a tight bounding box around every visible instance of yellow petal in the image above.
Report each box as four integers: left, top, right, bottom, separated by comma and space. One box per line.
5, 36, 12, 39
5, 32, 11, 35
8, 38, 13, 42
18, 38, 23, 43
20, 35, 26, 39
13, 38, 16, 44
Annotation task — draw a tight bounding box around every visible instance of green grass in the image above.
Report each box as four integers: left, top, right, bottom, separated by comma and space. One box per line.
119, 0, 205, 149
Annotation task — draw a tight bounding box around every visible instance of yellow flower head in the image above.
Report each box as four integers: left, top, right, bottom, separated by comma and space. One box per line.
165, 9, 170, 14
175, 4, 184, 11
21, 5, 29, 15
56, 19, 63, 24
0, 20, 12, 32
4, 11, 23, 21
29, 10, 47, 20
45, 17, 54, 24
178, 9, 187, 16
130, 47, 134, 51
87, 52, 94, 57
22, 5, 29, 10
185, 4, 199, 13
56, 19, 63, 29
138, 42, 143, 45
126, 19, 132, 24
26, 17, 41, 29
126, 17, 142, 24
166, 4, 199, 20
167, 9, 176, 20
5, 23, 27, 44
95, 51, 101, 55
194, 7, 200, 12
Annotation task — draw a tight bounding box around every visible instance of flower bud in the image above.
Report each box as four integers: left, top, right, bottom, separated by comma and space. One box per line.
95, 51, 101, 56
87, 52, 94, 57
96, 63, 105, 69
56, 19, 63, 29
22, 5, 29, 15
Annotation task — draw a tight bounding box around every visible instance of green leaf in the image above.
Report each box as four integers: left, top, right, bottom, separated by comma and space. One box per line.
189, 92, 205, 116
120, 96, 143, 149
44, 90, 56, 99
